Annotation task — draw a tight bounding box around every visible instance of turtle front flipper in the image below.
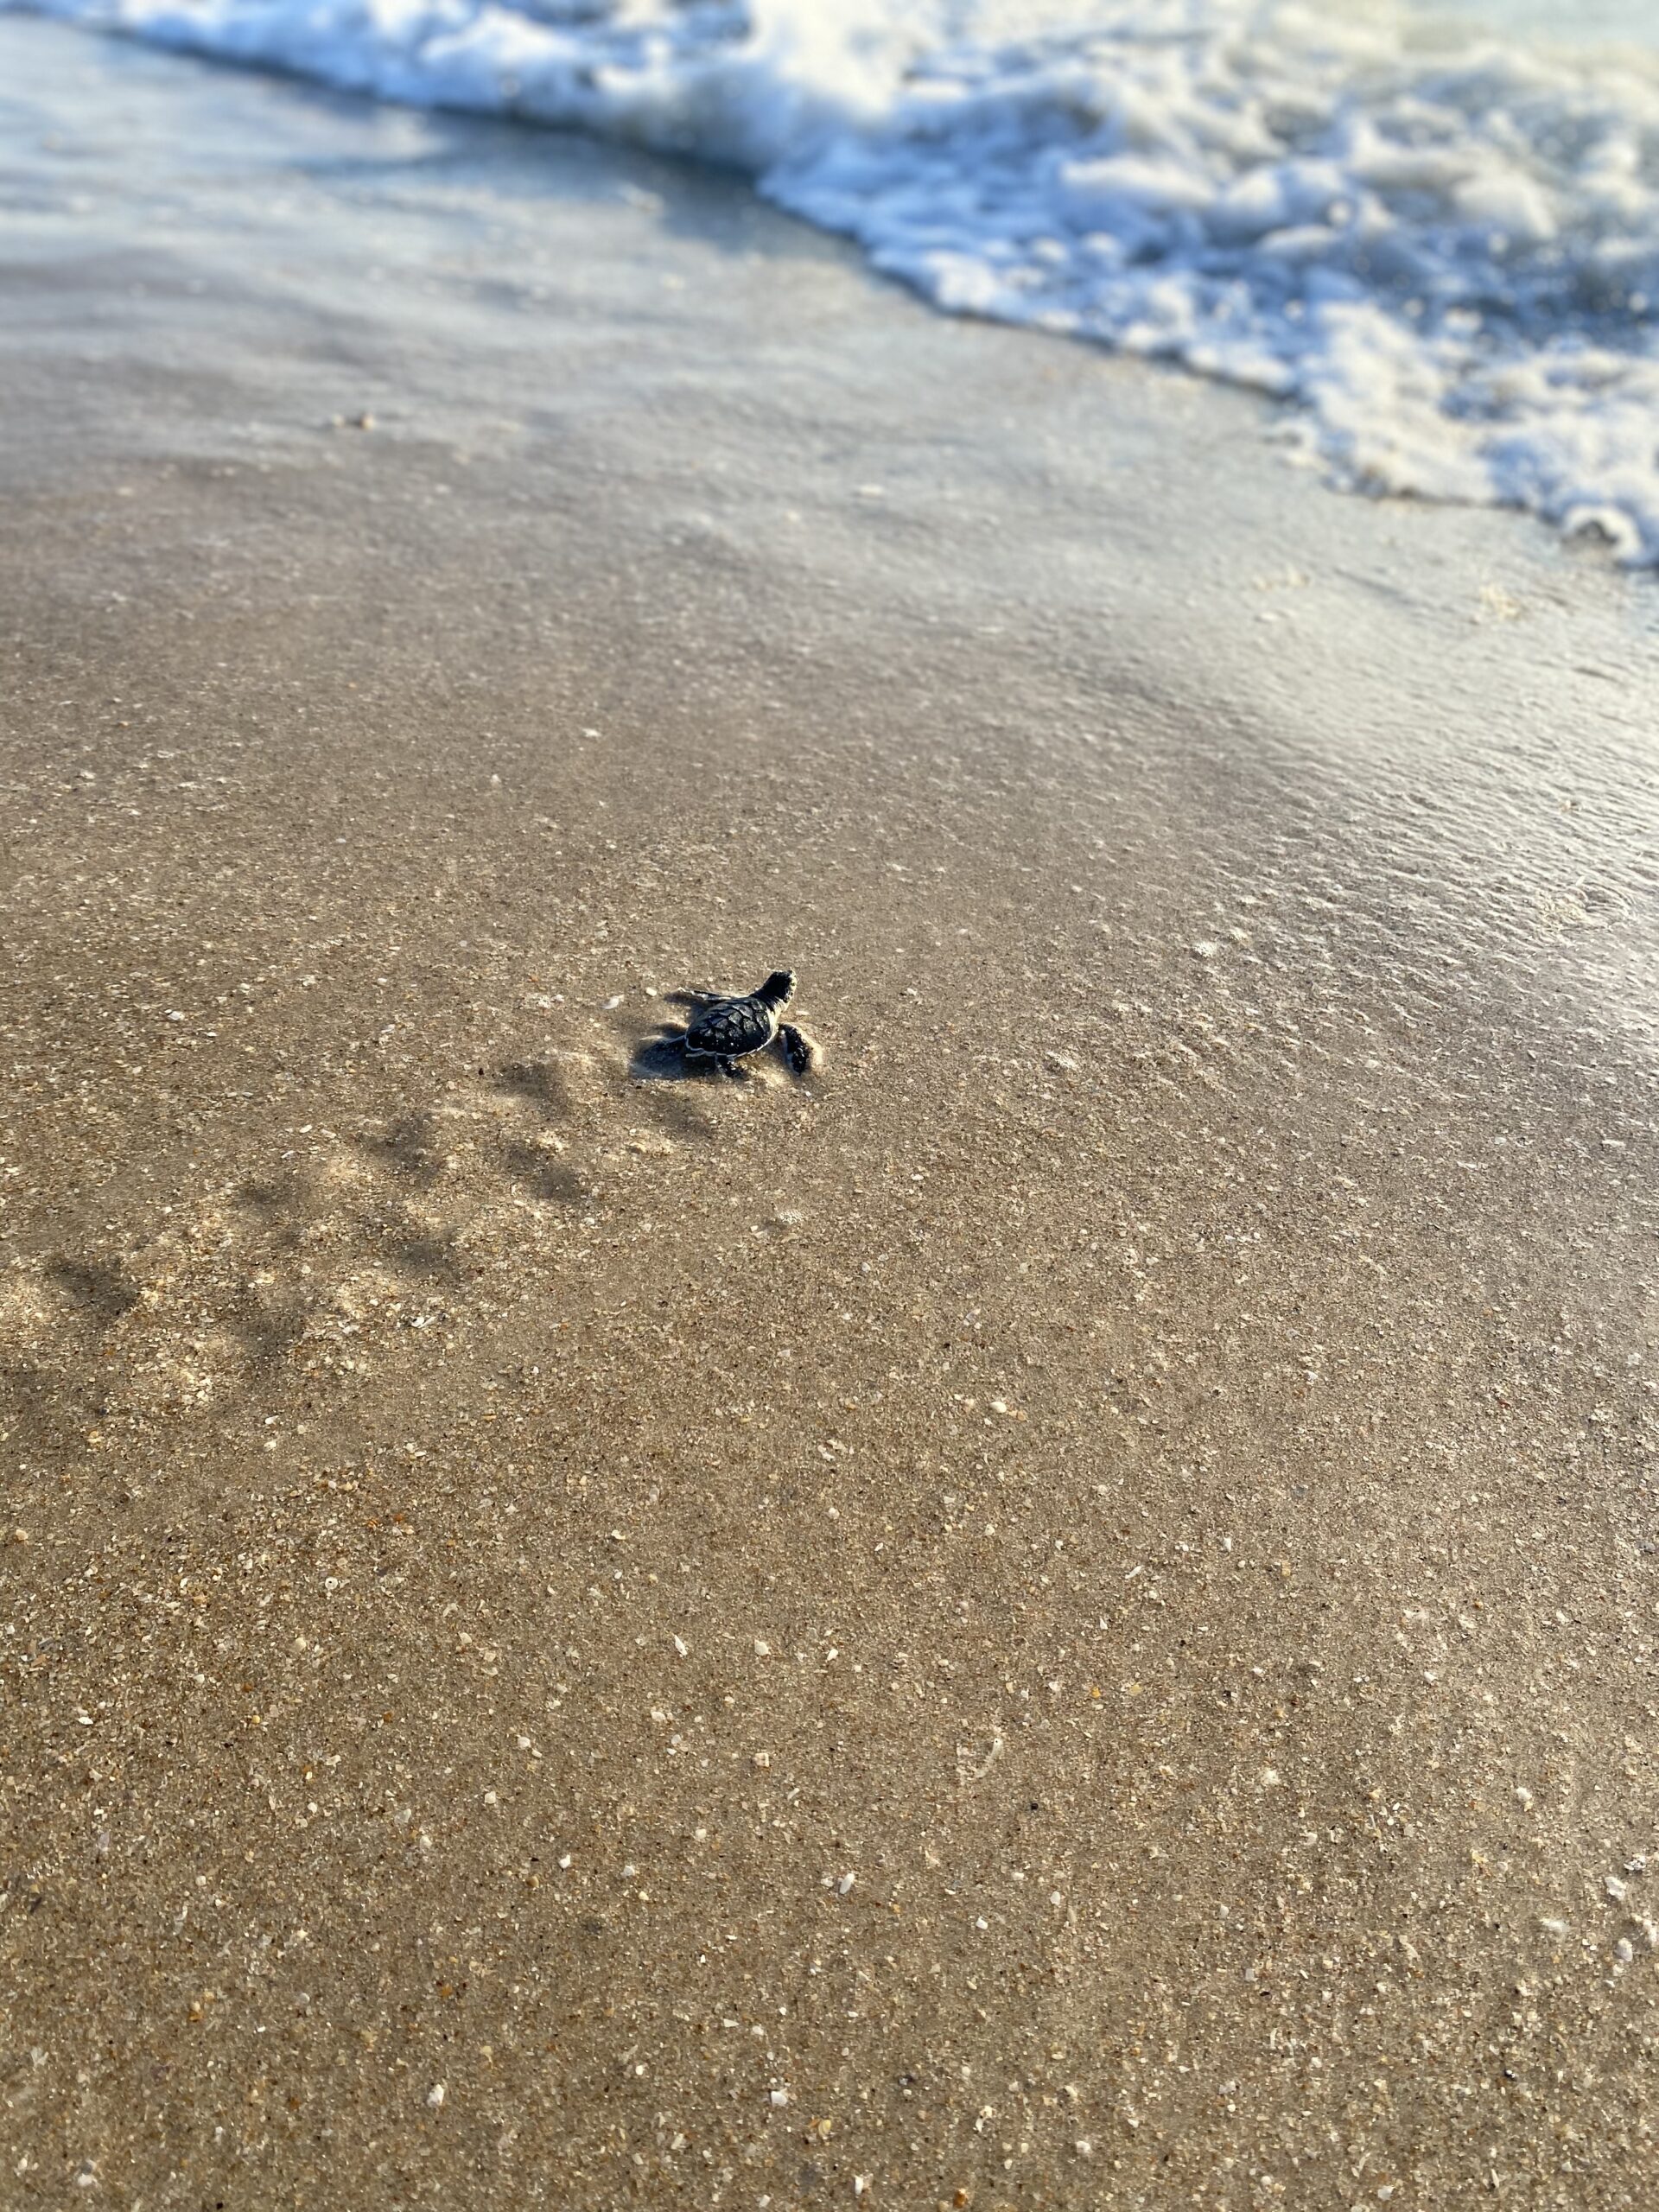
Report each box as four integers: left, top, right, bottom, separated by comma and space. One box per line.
715, 1055, 751, 1081
777, 1024, 820, 1077
668, 988, 736, 1011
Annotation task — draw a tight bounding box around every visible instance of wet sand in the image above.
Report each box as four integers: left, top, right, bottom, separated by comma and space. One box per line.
3, 19, 1658, 2209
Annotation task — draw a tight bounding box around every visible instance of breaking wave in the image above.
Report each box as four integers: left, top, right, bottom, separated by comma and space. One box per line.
19, 0, 1659, 560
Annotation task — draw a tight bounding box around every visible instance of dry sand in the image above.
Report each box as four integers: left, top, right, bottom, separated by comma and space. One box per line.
3, 19, 1658, 2209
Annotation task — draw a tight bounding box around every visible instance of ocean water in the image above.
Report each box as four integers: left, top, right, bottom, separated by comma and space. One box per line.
14, 0, 1659, 563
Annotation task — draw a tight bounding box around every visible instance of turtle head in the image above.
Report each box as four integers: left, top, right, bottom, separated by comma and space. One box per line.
758, 969, 797, 1008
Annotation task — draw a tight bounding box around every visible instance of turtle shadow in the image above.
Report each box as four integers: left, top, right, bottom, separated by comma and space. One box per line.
625, 1025, 753, 1089
628, 1025, 698, 1084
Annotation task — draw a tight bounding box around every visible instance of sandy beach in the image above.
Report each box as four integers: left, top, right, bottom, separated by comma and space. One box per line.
3, 18, 1658, 2208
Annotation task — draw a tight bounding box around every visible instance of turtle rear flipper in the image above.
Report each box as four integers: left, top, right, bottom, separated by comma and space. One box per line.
778, 1023, 820, 1077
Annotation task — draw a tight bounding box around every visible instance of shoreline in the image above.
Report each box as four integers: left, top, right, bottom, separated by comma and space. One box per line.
3, 19, 1658, 2209
16, 0, 1659, 563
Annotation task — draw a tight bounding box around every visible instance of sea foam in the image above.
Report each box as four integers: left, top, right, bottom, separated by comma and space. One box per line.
17, 0, 1659, 562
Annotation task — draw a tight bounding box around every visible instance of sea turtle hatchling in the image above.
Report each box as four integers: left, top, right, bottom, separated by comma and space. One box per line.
678, 969, 819, 1080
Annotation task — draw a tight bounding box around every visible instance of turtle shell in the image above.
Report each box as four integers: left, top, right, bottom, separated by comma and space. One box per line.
685, 995, 778, 1059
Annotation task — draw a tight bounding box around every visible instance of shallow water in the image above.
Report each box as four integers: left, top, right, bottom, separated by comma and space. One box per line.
10, 0, 1659, 564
